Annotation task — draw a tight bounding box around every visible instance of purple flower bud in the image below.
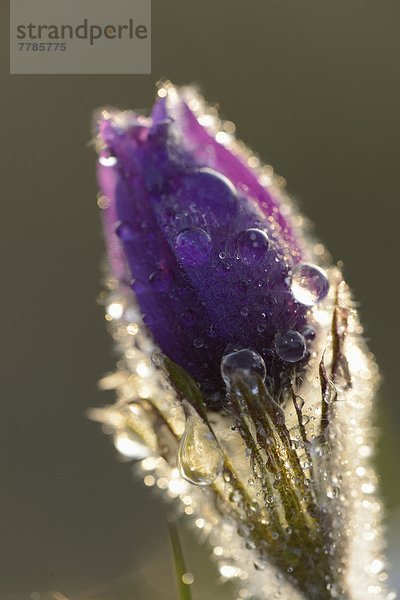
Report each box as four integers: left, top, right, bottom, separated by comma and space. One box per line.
95, 85, 328, 404
94, 88, 387, 598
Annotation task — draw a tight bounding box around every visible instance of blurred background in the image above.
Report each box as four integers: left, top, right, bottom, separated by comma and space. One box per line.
2, 1, 399, 598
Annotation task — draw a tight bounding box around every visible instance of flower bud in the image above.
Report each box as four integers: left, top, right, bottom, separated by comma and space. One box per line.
95, 84, 328, 404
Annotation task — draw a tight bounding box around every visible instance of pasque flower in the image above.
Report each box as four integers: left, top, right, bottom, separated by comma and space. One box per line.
92, 83, 391, 600
96, 85, 329, 406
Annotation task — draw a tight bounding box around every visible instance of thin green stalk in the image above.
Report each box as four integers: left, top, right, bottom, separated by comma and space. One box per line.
168, 520, 193, 600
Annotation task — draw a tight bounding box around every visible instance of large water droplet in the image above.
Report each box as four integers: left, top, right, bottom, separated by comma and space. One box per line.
175, 228, 211, 267
275, 331, 306, 362
291, 263, 329, 306
236, 228, 270, 265
221, 349, 266, 386
180, 169, 237, 226
177, 413, 223, 486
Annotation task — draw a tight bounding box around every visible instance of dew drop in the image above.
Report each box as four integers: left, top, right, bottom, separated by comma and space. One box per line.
193, 337, 204, 349
221, 349, 266, 386
310, 434, 329, 457
181, 572, 194, 585
219, 564, 242, 579
113, 431, 151, 460
175, 228, 211, 267
291, 263, 329, 306
115, 221, 136, 242
180, 169, 237, 226
177, 413, 224, 486
236, 228, 270, 265
254, 557, 267, 571
302, 326, 316, 341
275, 331, 306, 363
326, 583, 340, 597
361, 482, 376, 494
327, 485, 340, 499
230, 490, 241, 503
106, 296, 125, 320
99, 155, 117, 167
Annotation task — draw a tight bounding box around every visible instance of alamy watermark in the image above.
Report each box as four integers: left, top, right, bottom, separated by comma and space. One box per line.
10, 0, 151, 74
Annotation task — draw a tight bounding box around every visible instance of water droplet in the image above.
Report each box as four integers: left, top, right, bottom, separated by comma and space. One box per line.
311, 434, 329, 457
236, 228, 270, 265
361, 481, 376, 494
193, 337, 204, 348
113, 431, 151, 459
115, 221, 136, 242
182, 572, 194, 585
302, 326, 316, 341
177, 413, 223, 486
254, 557, 267, 571
327, 485, 340, 499
99, 155, 117, 167
326, 583, 340, 598
180, 169, 237, 226
175, 228, 211, 267
291, 263, 329, 306
219, 251, 227, 260
230, 490, 242, 503
106, 299, 125, 320
149, 269, 172, 292
219, 564, 242, 579
221, 349, 266, 386
240, 307, 249, 317
275, 331, 306, 363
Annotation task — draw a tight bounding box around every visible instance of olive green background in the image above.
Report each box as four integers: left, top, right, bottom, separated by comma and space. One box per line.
2, 1, 399, 598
